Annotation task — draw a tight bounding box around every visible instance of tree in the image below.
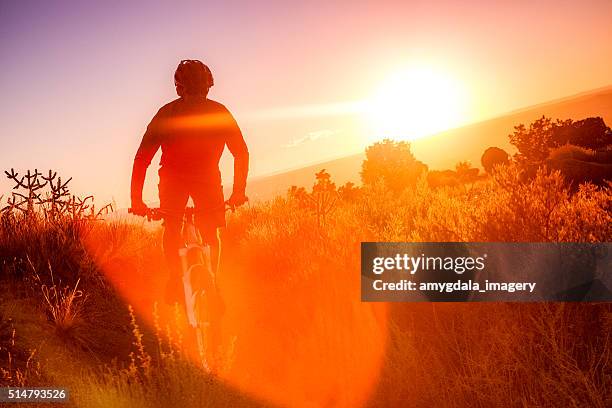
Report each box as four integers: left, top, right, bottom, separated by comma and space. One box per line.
509, 116, 572, 164
481, 147, 510, 173
361, 139, 428, 192
509, 116, 612, 165
551, 117, 612, 150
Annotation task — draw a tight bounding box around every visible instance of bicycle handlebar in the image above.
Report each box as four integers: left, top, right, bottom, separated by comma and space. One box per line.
129, 202, 238, 221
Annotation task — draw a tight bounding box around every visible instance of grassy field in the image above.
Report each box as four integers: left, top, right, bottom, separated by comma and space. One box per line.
0, 152, 610, 407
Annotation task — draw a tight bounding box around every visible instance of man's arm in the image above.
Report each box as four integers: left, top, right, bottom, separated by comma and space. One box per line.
130, 113, 162, 212
224, 109, 249, 206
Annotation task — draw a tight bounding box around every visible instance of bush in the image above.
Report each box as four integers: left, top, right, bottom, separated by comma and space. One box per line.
509, 116, 612, 165
481, 146, 510, 173
361, 139, 428, 192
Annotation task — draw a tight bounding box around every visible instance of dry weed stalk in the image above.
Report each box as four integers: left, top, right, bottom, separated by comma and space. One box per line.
1, 168, 112, 220
0, 320, 41, 387
127, 305, 152, 377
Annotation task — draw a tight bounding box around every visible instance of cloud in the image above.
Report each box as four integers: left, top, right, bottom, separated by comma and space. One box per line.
283, 129, 339, 148
246, 101, 364, 121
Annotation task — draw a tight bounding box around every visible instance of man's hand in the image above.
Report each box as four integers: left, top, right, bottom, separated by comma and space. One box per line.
130, 199, 149, 216
226, 191, 248, 209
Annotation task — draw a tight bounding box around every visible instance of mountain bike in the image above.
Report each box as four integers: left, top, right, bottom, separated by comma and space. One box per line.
129, 204, 232, 371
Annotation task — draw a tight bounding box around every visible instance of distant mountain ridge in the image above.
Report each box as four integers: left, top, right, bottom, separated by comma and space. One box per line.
243, 86, 612, 201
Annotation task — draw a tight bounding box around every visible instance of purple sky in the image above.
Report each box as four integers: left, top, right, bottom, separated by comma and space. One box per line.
1, 0, 611, 205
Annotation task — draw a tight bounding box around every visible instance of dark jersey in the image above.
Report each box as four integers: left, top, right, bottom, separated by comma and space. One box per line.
131, 97, 249, 201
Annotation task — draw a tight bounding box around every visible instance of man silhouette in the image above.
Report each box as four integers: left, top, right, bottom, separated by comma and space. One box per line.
130, 59, 249, 303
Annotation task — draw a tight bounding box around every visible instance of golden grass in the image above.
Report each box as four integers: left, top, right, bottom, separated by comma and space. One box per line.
0, 162, 610, 407
31, 263, 87, 337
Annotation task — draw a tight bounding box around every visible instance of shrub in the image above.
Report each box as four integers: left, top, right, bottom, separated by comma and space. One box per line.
552, 117, 612, 150
361, 139, 428, 192
481, 146, 510, 173
548, 144, 596, 162
509, 116, 612, 165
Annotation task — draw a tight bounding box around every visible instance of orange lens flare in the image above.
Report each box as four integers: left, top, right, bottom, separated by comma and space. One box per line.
85, 227, 388, 407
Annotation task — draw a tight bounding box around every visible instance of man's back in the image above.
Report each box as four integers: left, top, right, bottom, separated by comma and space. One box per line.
134, 96, 248, 185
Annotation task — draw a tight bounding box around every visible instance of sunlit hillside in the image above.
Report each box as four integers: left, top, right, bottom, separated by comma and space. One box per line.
246, 86, 612, 200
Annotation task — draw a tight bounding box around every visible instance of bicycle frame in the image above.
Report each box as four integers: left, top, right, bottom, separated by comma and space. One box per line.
131, 207, 223, 324
179, 210, 214, 328
130, 205, 230, 371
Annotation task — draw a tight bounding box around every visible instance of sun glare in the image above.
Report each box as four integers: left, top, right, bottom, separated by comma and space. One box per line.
365, 67, 467, 141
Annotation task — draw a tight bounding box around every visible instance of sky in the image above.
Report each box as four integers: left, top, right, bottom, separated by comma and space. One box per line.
1, 0, 611, 206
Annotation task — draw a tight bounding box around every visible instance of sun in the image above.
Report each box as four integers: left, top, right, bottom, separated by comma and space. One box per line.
365, 66, 467, 141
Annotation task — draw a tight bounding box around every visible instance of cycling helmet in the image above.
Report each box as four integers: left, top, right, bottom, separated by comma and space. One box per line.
174, 59, 214, 96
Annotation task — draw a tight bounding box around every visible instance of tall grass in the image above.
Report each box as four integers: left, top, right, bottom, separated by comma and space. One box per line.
68, 303, 266, 408
0, 163, 610, 407
222, 163, 611, 407
0, 314, 41, 387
